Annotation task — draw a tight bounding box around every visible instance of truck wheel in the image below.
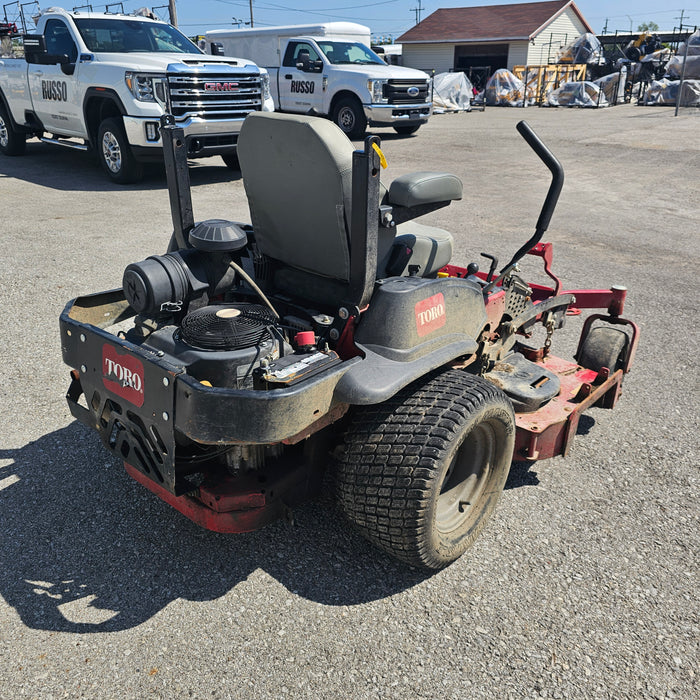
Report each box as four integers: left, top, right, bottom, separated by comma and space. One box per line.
577, 326, 628, 374
332, 96, 367, 139
335, 370, 515, 570
0, 102, 26, 156
221, 152, 240, 170
393, 125, 420, 135
97, 117, 143, 184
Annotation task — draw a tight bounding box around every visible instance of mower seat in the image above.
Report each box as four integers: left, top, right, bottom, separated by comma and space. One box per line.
237, 112, 461, 304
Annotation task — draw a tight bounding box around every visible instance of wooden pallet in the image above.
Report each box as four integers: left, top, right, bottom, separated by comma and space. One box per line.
513, 64, 587, 105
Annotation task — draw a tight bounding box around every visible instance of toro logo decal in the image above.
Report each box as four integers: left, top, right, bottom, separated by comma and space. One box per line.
102, 345, 145, 407
415, 292, 446, 337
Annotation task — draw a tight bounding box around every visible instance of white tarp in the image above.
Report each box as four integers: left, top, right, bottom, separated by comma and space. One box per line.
484, 69, 533, 106
556, 33, 603, 64
643, 78, 700, 106
547, 81, 608, 107
677, 29, 700, 56
665, 54, 700, 79
432, 72, 473, 112
593, 71, 626, 104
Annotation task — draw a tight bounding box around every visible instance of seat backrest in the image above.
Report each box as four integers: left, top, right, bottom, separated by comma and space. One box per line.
238, 112, 356, 282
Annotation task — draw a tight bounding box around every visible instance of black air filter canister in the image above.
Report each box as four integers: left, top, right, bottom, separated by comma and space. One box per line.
180, 304, 276, 351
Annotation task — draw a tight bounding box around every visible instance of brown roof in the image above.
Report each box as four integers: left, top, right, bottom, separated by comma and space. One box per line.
397, 1, 592, 43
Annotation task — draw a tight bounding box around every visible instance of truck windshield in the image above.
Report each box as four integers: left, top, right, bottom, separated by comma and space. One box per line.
74, 18, 201, 54
316, 41, 384, 65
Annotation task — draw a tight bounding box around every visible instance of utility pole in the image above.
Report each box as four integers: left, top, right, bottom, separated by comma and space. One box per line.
602, 18, 608, 34
410, 0, 423, 25
249, 0, 254, 28
168, 0, 177, 27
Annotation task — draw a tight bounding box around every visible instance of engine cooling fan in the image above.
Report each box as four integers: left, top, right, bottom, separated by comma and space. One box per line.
180, 304, 276, 350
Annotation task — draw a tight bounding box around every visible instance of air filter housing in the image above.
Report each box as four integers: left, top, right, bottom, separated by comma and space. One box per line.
189, 219, 248, 252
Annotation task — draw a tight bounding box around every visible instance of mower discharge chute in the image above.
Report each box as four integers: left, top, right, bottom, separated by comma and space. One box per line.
60, 112, 638, 569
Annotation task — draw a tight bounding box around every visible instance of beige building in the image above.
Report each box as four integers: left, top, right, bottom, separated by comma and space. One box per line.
397, 0, 593, 86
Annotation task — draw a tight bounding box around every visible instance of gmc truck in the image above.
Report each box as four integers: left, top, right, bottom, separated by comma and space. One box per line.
205, 23, 432, 138
0, 8, 274, 183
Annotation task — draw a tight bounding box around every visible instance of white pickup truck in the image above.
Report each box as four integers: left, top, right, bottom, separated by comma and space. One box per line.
206, 23, 432, 138
0, 8, 274, 182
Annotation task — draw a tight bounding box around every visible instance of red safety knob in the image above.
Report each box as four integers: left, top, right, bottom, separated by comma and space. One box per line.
295, 331, 316, 348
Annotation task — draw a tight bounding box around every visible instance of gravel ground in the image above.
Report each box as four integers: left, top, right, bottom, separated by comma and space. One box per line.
0, 104, 698, 699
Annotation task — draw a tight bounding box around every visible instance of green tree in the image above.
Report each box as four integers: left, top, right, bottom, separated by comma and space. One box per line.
637, 21, 660, 32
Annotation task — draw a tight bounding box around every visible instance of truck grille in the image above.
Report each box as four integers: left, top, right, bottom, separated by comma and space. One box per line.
167, 71, 263, 120
384, 79, 430, 104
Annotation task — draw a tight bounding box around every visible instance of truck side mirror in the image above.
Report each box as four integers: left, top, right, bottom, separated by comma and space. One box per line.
59, 55, 76, 75
210, 42, 225, 56
295, 54, 311, 71
22, 33, 48, 64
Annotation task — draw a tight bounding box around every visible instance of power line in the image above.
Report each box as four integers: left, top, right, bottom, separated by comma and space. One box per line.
410, 0, 423, 25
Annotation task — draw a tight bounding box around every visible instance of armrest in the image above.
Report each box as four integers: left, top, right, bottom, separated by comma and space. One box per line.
388, 171, 463, 208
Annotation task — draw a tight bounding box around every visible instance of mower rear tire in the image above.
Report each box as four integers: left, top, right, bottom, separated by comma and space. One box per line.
0, 101, 26, 156
222, 152, 240, 170
577, 326, 628, 374
335, 370, 515, 570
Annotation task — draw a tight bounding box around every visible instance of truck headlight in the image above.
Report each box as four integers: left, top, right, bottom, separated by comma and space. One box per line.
368, 79, 388, 104
260, 71, 271, 101
125, 72, 165, 102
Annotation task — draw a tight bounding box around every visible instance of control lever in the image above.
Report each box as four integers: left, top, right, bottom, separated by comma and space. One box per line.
484, 121, 564, 293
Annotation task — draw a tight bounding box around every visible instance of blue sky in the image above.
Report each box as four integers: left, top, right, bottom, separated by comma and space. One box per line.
161, 0, 698, 39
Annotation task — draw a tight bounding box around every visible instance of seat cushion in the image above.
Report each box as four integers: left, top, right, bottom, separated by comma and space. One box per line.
388, 172, 463, 208
391, 222, 454, 277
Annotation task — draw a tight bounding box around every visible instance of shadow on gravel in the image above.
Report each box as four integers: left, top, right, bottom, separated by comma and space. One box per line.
505, 461, 540, 489
504, 414, 597, 490
0, 423, 428, 634
0, 141, 241, 193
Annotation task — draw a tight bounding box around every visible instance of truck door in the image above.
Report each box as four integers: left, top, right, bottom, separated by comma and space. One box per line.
277, 41, 324, 113
27, 19, 84, 136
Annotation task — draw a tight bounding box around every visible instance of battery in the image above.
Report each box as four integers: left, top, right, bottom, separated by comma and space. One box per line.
255, 350, 342, 387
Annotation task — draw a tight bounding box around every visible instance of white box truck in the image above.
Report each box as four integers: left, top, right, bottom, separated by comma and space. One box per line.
205, 23, 432, 138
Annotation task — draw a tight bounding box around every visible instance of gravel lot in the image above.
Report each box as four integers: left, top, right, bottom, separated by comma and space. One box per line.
0, 104, 698, 699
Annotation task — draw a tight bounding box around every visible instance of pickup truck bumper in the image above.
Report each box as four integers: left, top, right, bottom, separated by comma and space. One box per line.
364, 103, 432, 127
123, 114, 245, 157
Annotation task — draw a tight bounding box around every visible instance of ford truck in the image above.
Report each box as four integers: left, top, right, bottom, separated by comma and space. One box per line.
0, 8, 274, 183
205, 23, 432, 138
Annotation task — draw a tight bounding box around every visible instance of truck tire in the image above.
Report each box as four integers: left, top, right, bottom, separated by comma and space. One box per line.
332, 96, 367, 139
0, 101, 26, 156
97, 117, 143, 184
335, 369, 515, 569
393, 125, 420, 135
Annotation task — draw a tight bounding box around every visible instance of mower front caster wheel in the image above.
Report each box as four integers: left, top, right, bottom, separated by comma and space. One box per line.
577, 325, 628, 374
335, 370, 515, 570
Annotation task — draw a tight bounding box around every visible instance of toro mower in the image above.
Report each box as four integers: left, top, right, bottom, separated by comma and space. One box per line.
60, 112, 638, 569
